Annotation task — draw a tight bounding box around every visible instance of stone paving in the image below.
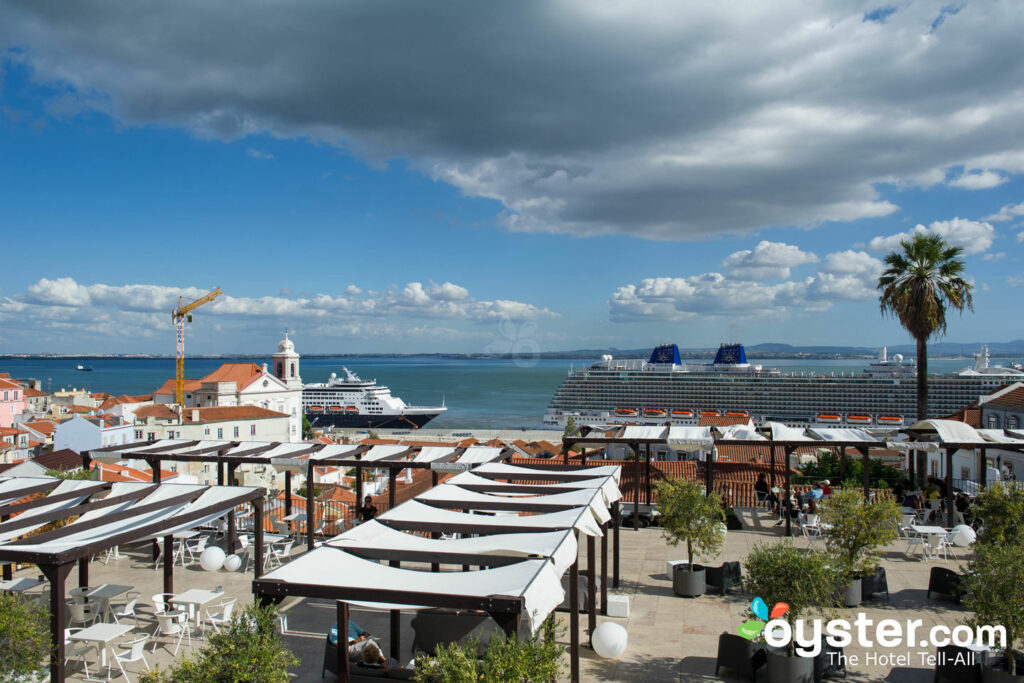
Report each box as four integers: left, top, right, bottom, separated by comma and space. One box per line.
10, 506, 972, 682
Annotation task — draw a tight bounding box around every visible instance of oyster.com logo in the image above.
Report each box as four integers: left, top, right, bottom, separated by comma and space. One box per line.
738, 597, 788, 640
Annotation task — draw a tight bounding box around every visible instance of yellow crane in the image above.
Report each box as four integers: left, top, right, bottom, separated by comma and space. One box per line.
172, 287, 223, 409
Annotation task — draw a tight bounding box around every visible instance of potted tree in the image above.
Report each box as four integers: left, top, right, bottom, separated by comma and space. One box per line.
744, 541, 835, 683
0, 592, 49, 682
963, 538, 1024, 680
819, 488, 898, 607
656, 479, 726, 597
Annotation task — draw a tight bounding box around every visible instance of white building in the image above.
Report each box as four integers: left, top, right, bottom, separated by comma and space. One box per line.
53, 413, 135, 454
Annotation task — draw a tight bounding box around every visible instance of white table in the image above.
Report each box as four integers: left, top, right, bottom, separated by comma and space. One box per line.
912, 525, 949, 536
172, 589, 223, 628
68, 622, 133, 671
84, 584, 132, 620
0, 577, 42, 593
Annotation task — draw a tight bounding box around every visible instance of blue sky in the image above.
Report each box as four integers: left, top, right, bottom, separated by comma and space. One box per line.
1, 2, 1022, 355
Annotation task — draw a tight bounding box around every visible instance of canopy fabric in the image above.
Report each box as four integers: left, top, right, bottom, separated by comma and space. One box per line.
805, 427, 880, 442
223, 441, 274, 455
0, 476, 59, 507
665, 426, 713, 450
885, 440, 941, 453
412, 446, 458, 463
379, 499, 604, 537
260, 546, 563, 633
237, 443, 314, 460
474, 461, 622, 485
769, 422, 812, 441
361, 445, 410, 462
716, 424, 765, 441
416, 484, 611, 526
907, 419, 986, 444
619, 426, 665, 440
455, 446, 504, 464
1009, 429, 1024, 441
90, 439, 197, 464
306, 445, 362, 462
76, 483, 152, 523
447, 471, 622, 507
978, 429, 1024, 444
0, 480, 104, 543
328, 520, 578, 574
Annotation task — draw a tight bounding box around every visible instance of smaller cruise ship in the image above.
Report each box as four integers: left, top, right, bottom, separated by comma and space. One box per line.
302, 368, 446, 429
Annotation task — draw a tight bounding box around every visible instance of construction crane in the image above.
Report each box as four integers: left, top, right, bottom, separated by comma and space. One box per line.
172, 287, 223, 409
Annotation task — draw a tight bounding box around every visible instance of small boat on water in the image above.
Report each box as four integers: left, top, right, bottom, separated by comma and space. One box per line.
76, 364, 94, 372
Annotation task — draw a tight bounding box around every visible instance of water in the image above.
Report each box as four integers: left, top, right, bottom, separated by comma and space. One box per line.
0, 354, 1008, 429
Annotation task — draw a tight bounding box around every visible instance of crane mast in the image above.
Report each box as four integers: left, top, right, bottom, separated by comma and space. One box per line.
172, 287, 223, 409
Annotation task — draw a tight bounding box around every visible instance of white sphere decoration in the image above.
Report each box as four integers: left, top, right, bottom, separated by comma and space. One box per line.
952, 524, 976, 547
223, 554, 242, 572
199, 546, 226, 572
591, 622, 628, 659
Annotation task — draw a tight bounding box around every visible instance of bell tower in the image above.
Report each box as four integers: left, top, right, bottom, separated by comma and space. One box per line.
273, 330, 302, 390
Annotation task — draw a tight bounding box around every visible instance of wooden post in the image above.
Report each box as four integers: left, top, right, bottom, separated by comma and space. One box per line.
390, 609, 401, 662
946, 448, 955, 529
306, 459, 316, 552
254, 498, 265, 578
861, 446, 871, 500
0, 514, 8, 580
600, 523, 608, 615
163, 534, 174, 594
226, 463, 237, 554
217, 460, 224, 486
43, 562, 72, 683
284, 471, 292, 517
633, 443, 640, 531
612, 501, 620, 588
431, 471, 438, 487
587, 534, 596, 640
768, 437, 775, 489
784, 446, 793, 538
705, 446, 715, 497
356, 465, 364, 514
839, 446, 847, 483
337, 601, 350, 683
388, 469, 397, 510
563, 437, 570, 467
77, 556, 88, 588
979, 448, 988, 490
569, 557, 580, 683
644, 445, 652, 505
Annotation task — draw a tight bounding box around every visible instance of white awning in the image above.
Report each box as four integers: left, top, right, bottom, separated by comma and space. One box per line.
473, 461, 622, 485
260, 546, 563, 633
379, 499, 604, 537
417, 484, 611, 525
805, 428, 880, 442
978, 429, 1024, 444
769, 422, 812, 441
1009, 429, 1024, 441
907, 419, 987, 444
361, 445, 411, 462
665, 426, 713, 450
716, 424, 765, 441
0, 476, 60, 507
306, 445, 362, 462
90, 439, 198, 464
328, 520, 578, 574
0, 480, 105, 543
412, 446, 459, 463
447, 471, 622, 507
454, 446, 505, 464
619, 426, 665, 440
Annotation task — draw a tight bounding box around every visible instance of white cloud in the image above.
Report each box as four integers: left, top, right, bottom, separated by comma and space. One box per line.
245, 147, 274, 160
947, 169, 1007, 189
4, 3, 1024, 239
986, 201, 1024, 222
344, 285, 363, 295
1018, 231, 1024, 243
866, 217, 995, 255
1009, 275, 1024, 288
983, 252, 1006, 261
721, 241, 817, 280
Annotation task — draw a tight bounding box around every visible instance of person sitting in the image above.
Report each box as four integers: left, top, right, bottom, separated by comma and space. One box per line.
754, 473, 779, 512
329, 619, 375, 660
819, 480, 832, 496
357, 496, 378, 522
892, 479, 906, 503
357, 639, 399, 671
806, 498, 819, 516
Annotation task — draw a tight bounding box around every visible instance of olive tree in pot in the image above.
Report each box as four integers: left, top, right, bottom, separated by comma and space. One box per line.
819, 488, 898, 607
963, 542, 1024, 681
656, 479, 726, 597
743, 541, 835, 683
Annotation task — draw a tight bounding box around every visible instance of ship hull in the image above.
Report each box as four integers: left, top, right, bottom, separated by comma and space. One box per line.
305, 411, 442, 429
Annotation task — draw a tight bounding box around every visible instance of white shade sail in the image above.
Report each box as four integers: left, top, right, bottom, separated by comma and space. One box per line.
362, 445, 411, 462
716, 424, 765, 441
805, 427, 880, 442
907, 419, 987, 444
978, 429, 1024, 444
0, 476, 61, 507
455, 446, 505, 464
417, 484, 611, 526
473, 462, 622, 485
665, 426, 713, 450
0, 480, 105, 543
768, 422, 812, 441
328, 520, 578, 574
379, 499, 604, 537
260, 546, 563, 633
90, 439, 198, 464
412, 446, 459, 463
447, 471, 622, 507
619, 426, 665, 440
306, 445, 362, 461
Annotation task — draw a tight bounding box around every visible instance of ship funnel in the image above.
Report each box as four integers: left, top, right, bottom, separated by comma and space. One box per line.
879, 346, 887, 362
974, 345, 990, 371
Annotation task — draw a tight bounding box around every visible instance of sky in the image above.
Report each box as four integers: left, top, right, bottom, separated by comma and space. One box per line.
0, 1, 1022, 355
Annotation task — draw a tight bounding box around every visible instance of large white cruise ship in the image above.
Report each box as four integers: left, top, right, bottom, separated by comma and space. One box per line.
303, 367, 446, 429
544, 344, 1023, 428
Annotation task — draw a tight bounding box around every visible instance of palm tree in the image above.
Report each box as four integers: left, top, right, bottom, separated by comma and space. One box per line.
877, 232, 973, 420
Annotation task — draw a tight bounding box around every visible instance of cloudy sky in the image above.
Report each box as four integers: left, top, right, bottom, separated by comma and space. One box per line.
1, 1, 1022, 354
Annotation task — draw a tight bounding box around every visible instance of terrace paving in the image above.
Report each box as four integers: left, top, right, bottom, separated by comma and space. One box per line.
11, 506, 969, 682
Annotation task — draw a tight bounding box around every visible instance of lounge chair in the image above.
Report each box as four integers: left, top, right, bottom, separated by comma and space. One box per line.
715, 632, 766, 681
927, 567, 964, 603
705, 562, 742, 596
933, 644, 981, 682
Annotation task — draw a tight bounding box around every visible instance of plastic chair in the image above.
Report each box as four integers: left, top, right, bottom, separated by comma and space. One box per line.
69, 586, 94, 604
113, 635, 151, 679
205, 598, 237, 633
184, 536, 209, 565
925, 534, 948, 562
64, 628, 97, 678
111, 591, 142, 627
151, 593, 177, 615
68, 600, 99, 628
152, 610, 191, 655
266, 540, 295, 569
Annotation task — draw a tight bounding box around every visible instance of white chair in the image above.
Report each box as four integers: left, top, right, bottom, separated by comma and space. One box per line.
184, 536, 209, 565
266, 539, 295, 569
904, 529, 926, 559
110, 591, 142, 627
273, 519, 293, 538
151, 593, 177, 615
69, 586, 93, 604
64, 628, 98, 678
152, 610, 191, 655
924, 534, 948, 562
113, 635, 151, 680
68, 600, 99, 628
205, 598, 237, 633
799, 515, 822, 553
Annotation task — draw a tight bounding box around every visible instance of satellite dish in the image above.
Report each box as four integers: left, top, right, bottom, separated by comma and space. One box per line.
893, 354, 904, 362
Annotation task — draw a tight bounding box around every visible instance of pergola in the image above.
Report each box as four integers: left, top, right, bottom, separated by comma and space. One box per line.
86, 439, 514, 553
0, 475, 265, 682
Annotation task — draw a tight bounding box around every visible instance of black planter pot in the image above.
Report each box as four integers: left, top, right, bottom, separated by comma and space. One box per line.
766, 650, 815, 683
841, 577, 862, 607
984, 654, 1024, 683
726, 515, 743, 530
672, 563, 706, 597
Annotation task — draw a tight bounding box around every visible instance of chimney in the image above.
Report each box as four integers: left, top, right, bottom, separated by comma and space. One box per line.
192, 409, 200, 422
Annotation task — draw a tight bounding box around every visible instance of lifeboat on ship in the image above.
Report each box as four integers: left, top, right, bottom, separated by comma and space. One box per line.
877, 415, 904, 426
615, 408, 639, 417
671, 409, 693, 418
725, 411, 749, 418
345, 406, 359, 413
816, 414, 842, 423
644, 408, 667, 418
700, 410, 720, 417
308, 405, 323, 412
846, 415, 872, 424
328, 406, 343, 413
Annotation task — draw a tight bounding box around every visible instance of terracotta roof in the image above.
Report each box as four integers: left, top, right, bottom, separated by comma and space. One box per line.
183, 406, 289, 423
0, 427, 28, 436
154, 378, 203, 396
92, 462, 178, 483
67, 406, 95, 414
98, 394, 153, 410
33, 448, 83, 471
360, 438, 401, 445
940, 404, 983, 428
23, 421, 57, 435
199, 363, 266, 390
90, 392, 112, 400
699, 415, 753, 427
135, 404, 179, 420
987, 385, 1024, 410
0, 377, 23, 391
0, 373, 8, 378
23, 388, 47, 398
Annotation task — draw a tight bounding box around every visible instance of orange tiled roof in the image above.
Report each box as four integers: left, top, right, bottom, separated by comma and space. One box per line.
154, 378, 203, 396
23, 387, 47, 397
0, 427, 28, 436
67, 406, 95, 414
987, 385, 1024, 410
0, 378, 23, 391
24, 420, 57, 435
184, 406, 289, 423
135, 404, 178, 420
940, 404, 983, 427
199, 363, 266, 390
91, 462, 177, 483
98, 394, 153, 410
699, 415, 753, 427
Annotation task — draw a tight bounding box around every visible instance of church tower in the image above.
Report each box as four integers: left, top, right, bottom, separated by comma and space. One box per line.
273, 330, 302, 390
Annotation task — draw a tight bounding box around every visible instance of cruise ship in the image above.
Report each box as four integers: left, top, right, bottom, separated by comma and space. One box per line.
544, 344, 1024, 428
303, 367, 446, 429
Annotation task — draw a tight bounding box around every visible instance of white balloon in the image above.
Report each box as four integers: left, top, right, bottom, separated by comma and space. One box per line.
199, 546, 226, 572
952, 524, 976, 547
223, 554, 242, 572
591, 622, 628, 659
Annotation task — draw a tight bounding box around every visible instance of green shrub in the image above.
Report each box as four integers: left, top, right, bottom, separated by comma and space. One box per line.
412, 629, 563, 683
139, 603, 296, 683
962, 543, 1024, 674
819, 488, 899, 579
655, 479, 726, 571
973, 485, 1024, 547
0, 592, 49, 679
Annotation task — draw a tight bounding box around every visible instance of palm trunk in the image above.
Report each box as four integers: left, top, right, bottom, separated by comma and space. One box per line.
916, 337, 928, 421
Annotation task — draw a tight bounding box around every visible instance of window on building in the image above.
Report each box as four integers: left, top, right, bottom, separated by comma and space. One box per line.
1008, 416, 1019, 429
204, 428, 210, 436
135, 430, 143, 440
988, 415, 999, 428
290, 363, 296, 378
147, 432, 156, 440
233, 426, 240, 438
217, 428, 223, 439
2, 392, 6, 401
250, 424, 256, 436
